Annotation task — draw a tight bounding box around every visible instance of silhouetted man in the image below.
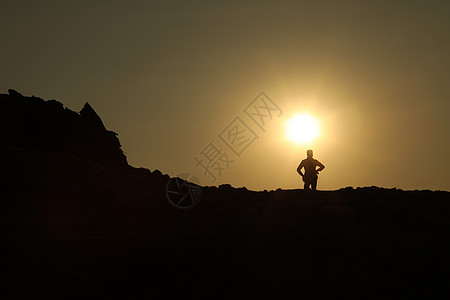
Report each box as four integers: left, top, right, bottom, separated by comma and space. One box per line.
297, 149, 325, 191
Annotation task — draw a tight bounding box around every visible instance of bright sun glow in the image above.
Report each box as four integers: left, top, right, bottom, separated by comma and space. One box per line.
285, 113, 320, 145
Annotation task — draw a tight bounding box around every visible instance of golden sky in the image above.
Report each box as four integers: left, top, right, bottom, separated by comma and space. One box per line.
1, 1, 449, 191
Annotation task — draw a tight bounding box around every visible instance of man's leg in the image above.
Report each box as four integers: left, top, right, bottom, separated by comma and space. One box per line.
304, 181, 311, 190
311, 179, 317, 191
304, 181, 309, 190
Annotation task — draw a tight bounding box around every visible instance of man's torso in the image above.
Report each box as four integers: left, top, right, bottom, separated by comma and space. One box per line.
301, 158, 319, 180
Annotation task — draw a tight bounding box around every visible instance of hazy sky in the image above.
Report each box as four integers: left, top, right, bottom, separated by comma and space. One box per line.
2, 1, 449, 191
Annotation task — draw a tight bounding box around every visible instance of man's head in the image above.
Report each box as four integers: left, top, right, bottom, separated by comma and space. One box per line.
307, 149, 313, 158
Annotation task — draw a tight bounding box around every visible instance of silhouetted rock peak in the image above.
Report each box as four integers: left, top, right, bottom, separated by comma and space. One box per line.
80, 102, 106, 130
8, 89, 23, 97
0, 89, 127, 169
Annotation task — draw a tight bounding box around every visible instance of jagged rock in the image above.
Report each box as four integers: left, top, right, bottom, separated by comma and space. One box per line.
8, 89, 22, 97
152, 169, 162, 176
339, 186, 354, 191
0, 90, 128, 169
47, 99, 64, 111
219, 183, 232, 190
80, 102, 106, 130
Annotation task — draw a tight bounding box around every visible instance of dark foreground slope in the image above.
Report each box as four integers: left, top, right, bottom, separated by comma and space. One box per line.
1, 91, 450, 299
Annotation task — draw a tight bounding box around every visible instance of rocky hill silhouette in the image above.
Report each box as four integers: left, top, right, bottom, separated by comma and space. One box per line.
1, 90, 449, 299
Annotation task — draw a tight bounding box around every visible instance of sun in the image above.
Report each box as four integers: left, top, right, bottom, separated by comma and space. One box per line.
285, 113, 320, 145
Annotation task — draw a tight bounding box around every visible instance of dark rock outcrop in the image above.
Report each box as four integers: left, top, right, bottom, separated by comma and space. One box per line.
1, 89, 127, 169
0, 90, 170, 219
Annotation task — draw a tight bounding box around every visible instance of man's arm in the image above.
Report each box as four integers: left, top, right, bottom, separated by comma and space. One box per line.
297, 161, 304, 177
316, 160, 325, 172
